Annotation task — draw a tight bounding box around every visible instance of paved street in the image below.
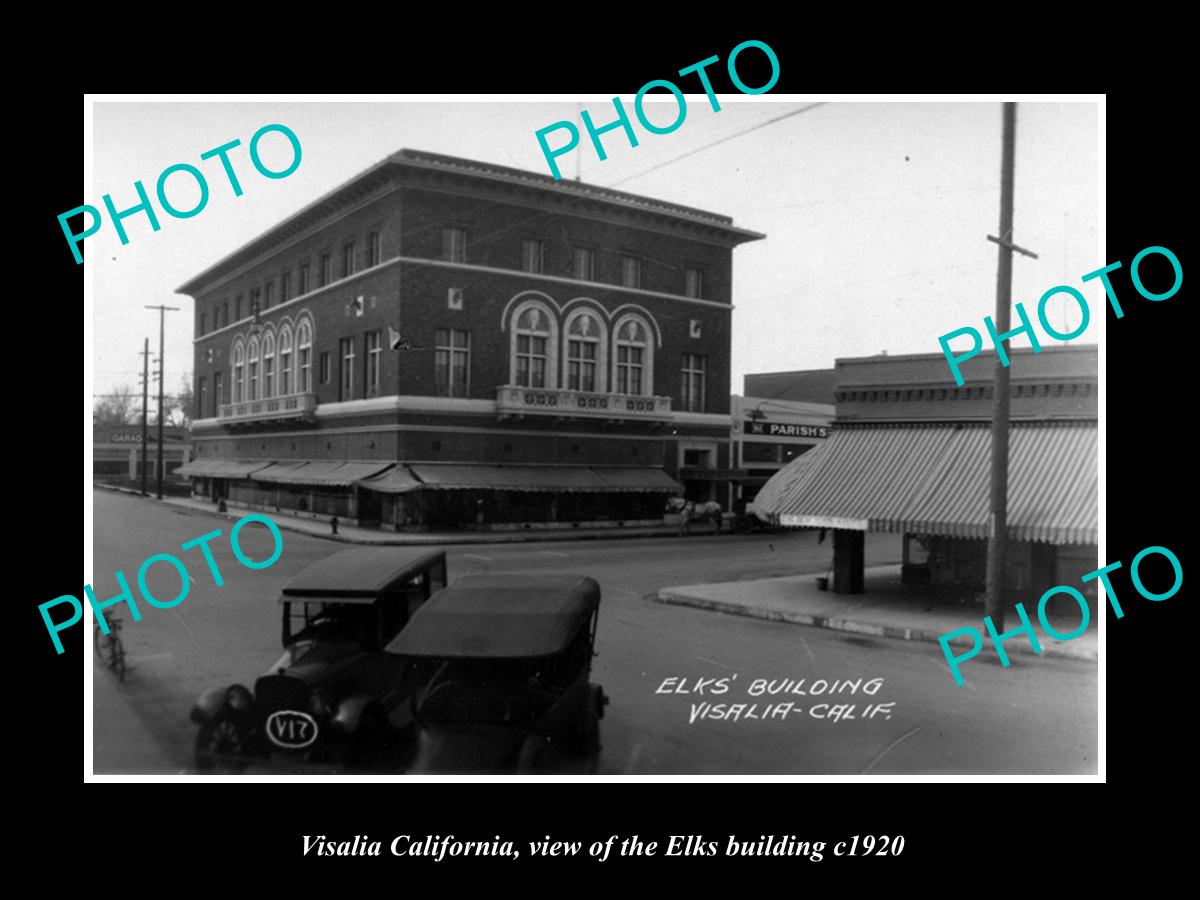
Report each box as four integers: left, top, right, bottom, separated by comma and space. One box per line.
91, 489, 1097, 775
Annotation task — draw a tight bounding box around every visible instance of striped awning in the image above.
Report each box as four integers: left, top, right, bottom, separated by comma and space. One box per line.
757, 423, 1096, 545
175, 458, 274, 478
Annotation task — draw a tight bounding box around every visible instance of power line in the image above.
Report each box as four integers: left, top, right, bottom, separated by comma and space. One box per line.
610, 103, 826, 187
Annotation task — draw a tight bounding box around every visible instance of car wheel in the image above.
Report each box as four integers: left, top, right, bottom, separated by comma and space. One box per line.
94, 628, 114, 670
195, 715, 250, 774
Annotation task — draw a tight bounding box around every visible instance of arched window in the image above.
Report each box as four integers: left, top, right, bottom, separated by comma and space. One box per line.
297, 320, 313, 392
232, 339, 245, 404
613, 316, 652, 396
279, 324, 293, 395
247, 335, 260, 401
564, 310, 605, 393
262, 330, 276, 399
511, 303, 557, 388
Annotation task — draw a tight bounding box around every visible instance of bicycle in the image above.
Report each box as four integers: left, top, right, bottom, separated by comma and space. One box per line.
94, 615, 127, 683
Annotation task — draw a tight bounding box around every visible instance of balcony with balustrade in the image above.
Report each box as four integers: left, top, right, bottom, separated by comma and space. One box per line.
218, 391, 318, 427
496, 386, 672, 422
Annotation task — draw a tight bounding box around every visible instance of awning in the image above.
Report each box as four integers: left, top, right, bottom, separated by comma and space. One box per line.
410, 464, 606, 492
357, 465, 423, 494
250, 461, 310, 483
757, 423, 1097, 545
407, 464, 682, 493
175, 458, 274, 478
587, 467, 683, 492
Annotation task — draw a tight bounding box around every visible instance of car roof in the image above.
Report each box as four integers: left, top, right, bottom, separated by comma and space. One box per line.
385, 574, 600, 658
280, 548, 446, 601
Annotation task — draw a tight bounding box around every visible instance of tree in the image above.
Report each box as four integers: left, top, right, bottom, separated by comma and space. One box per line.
172, 374, 194, 428
93, 385, 138, 429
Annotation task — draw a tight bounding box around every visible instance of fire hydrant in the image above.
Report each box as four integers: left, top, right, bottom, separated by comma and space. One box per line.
331, 516, 339, 535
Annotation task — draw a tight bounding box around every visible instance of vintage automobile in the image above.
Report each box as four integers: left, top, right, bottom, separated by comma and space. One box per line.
387, 573, 608, 774
189, 547, 448, 773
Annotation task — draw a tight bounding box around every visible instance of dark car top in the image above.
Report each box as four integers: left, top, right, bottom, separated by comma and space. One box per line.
280, 548, 447, 600
385, 574, 600, 658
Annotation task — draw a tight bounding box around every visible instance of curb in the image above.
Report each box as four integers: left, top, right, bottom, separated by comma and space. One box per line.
98, 485, 739, 548
655, 589, 1098, 662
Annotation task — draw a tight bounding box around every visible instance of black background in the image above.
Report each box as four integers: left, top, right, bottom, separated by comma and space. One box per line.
23, 26, 1185, 885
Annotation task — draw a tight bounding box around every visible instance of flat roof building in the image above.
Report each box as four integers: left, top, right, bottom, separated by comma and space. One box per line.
177, 150, 763, 530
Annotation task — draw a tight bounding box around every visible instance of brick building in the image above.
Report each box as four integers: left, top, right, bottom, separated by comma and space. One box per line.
177, 150, 763, 530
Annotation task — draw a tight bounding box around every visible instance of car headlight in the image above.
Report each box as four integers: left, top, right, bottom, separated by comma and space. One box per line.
225, 684, 254, 711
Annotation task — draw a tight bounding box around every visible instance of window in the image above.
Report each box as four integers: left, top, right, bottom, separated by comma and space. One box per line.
279, 326, 293, 395
514, 307, 551, 388
339, 338, 356, 400
235, 294, 243, 320
621, 256, 642, 289
298, 321, 313, 392
280, 271, 291, 303
342, 240, 356, 278
232, 340, 245, 403
442, 227, 466, 264
615, 318, 649, 396
522, 239, 545, 274
264, 280, 274, 309
435, 329, 470, 398
685, 268, 704, 299
572, 247, 595, 281
213, 372, 223, 417
319, 252, 332, 287
222, 302, 229, 327
262, 331, 276, 398
250, 287, 261, 316
318, 351, 330, 386
199, 312, 207, 336
366, 330, 381, 398
367, 231, 381, 267
298, 263, 310, 296
565, 313, 602, 392
247, 336, 260, 401
197, 376, 207, 419
682, 353, 706, 412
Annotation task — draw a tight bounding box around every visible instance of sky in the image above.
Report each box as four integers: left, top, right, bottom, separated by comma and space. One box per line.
88, 97, 1099, 405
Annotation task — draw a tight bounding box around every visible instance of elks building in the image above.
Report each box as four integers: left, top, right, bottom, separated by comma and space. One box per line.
178, 150, 763, 530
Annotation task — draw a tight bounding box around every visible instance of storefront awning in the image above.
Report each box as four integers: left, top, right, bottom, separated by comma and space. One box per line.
756, 423, 1097, 544
357, 466, 423, 494
250, 461, 310, 483
175, 458, 274, 478
590, 467, 683, 492
248, 460, 393, 486
406, 464, 682, 493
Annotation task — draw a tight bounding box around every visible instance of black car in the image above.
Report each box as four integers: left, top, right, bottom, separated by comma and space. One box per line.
388, 573, 607, 774
189, 547, 448, 773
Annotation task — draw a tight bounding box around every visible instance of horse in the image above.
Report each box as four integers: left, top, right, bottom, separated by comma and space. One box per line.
666, 497, 724, 535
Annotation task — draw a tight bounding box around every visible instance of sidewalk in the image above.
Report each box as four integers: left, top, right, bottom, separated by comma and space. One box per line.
656, 565, 1098, 661
151, 491, 718, 546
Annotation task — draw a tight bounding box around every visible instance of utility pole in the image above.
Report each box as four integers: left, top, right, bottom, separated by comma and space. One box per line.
139, 338, 150, 496
146, 305, 180, 499
984, 102, 1022, 632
